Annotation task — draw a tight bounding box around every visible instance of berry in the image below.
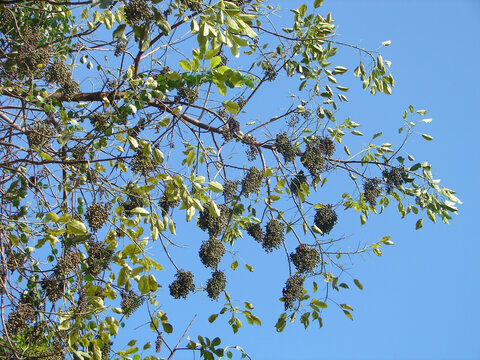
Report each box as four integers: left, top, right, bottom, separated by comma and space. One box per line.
86, 240, 113, 278
199, 237, 225, 269
241, 134, 259, 161
313, 204, 337, 235
71, 144, 88, 160
114, 39, 127, 56
275, 132, 296, 163
121, 194, 144, 216
86, 202, 109, 230
301, 138, 325, 176
264, 62, 277, 81
262, 219, 284, 252
130, 150, 157, 176
290, 244, 320, 273
363, 178, 381, 206
90, 113, 110, 132
223, 179, 240, 202
169, 269, 195, 299
289, 171, 308, 196
180, 0, 203, 12
124, 0, 153, 25
41, 277, 64, 302
176, 86, 199, 104
27, 121, 55, 149
246, 223, 263, 242
121, 290, 144, 318
318, 137, 335, 157
241, 167, 264, 197
282, 274, 304, 310
222, 117, 240, 142
206, 270, 227, 300
383, 167, 404, 194
55, 250, 81, 279
198, 203, 230, 237
159, 193, 181, 216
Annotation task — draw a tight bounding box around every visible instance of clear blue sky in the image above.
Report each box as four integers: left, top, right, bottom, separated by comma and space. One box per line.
116, 1, 479, 359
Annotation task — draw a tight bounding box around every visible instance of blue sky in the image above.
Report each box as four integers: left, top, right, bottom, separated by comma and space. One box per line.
146, 1, 479, 359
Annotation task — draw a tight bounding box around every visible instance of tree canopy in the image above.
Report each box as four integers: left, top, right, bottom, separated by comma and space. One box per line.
0, 1, 461, 359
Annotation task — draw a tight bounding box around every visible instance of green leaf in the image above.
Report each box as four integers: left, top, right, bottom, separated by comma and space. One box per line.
179, 60, 192, 71
66, 220, 88, 235
138, 275, 149, 294
153, 148, 164, 164
415, 218, 423, 230
129, 207, 149, 215
314, 0, 324, 7
343, 310, 353, 321
208, 314, 219, 323
382, 40, 392, 46
222, 101, 240, 114
231, 260, 238, 270
352, 130, 363, 136
245, 264, 254, 272
210, 56, 222, 68
353, 279, 363, 290
340, 304, 354, 311
208, 181, 224, 193
421, 133, 434, 141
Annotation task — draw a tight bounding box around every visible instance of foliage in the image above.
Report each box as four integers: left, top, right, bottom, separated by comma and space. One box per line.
0, 0, 460, 359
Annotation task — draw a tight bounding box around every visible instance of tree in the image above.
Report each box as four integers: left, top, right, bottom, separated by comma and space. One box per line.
0, 0, 461, 359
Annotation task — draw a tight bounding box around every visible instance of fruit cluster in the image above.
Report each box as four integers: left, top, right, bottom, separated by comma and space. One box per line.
206, 270, 227, 300
44, 59, 80, 100
86, 202, 109, 230
124, 0, 154, 25
290, 244, 320, 273
121, 290, 145, 318
223, 179, 240, 202
5, 302, 35, 336
121, 193, 144, 216
246, 223, 263, 243
198, 203, 230, 237
41, 277, 64, 302
199, 237, 225, 269
262, 219, 284, 252
26, 121, 55, 149
176, 86, 199, 104
275, 132, 296, 163
289, 171, 308, 196
264, 62, 277, 81
90, 113, 110, 132
86, 240, 114, 278
301, 138, 325, 176
130, 150, 157, 176
241, 166, 264, 197
159, 193, 181, 216
55, 249, 81, 279
318, 137, 335, 157
363, 178, 381, 206
222, 117, 240, 142
313, 204, 337, 235
282, 274, 304, 310
241, 134, 258, 161
383, 167, 404, 193
169, 269, 195, 299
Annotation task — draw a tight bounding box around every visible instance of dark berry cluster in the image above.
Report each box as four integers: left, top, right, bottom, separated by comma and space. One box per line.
318, 137, 335, 157
241, 134, 258, 161
363, 178, 381, 206
198, 203, 230, 237
90, 113, 110, 132
301, 138, 325, 177
180, 0, 203, 12
275, 132, 297, 163
6, 249, 25, 271
199, 237, 225, 269
262, 219, 284, 252
44, 59, 80, 100
130, 150, 157, 176
241, 167, 264, 197
114, 39, 127, 57
289, 171, 308, 196
237, 97, 247, 109
41, 277, 64, 302
282, 274, 304, 310
121, 290, 144, 318
86, 240, 114, 278
222, 117, 240, 142
206, 270, 227, 300
313, 204, 337, 235
55, 250, 81, 279
159, 193, 181, 216
86, 167, 99, 183
71, 144, 88, 160
246, 223, 263, 242
383, 167, 404, 193
13, 40, 51, 78
223, 179, 240, 202
264, 62, 277, 81
169, 269, 195, 299
290, 244, 320, 273
5, 302, 35, 336
124, 0, 153, 25
86, 202, 109, 230
26, 121, 55, 149
176, 86, 199, 104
